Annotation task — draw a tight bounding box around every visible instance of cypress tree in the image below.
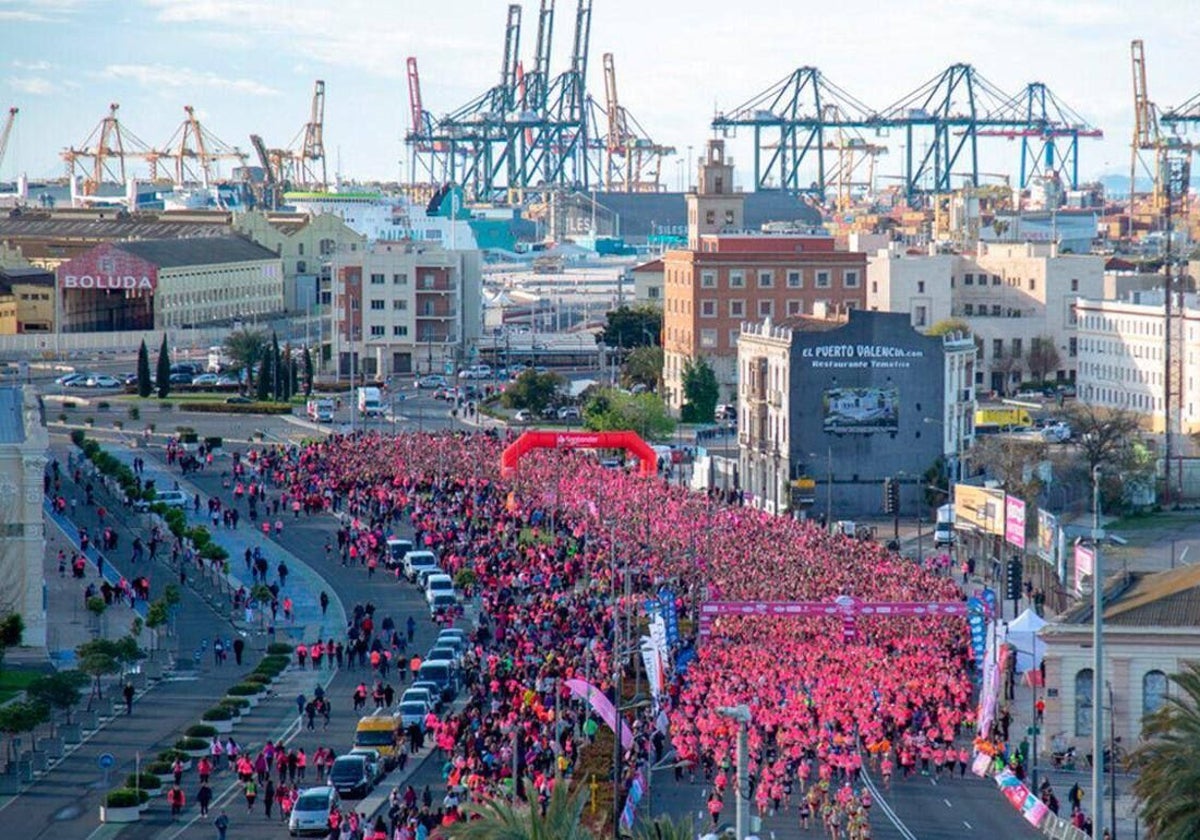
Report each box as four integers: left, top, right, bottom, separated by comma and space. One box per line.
155, 334, 171, 399
136, 340, 152, 398
302, 346, 314, 396
256, 356, 271, 402
271, 332, 282, 401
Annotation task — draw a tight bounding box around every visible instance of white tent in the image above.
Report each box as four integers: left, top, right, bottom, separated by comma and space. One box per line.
1005, 608, 1047, 674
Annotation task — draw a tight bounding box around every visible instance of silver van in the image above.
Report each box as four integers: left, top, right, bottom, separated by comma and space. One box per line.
288, 786, 339, 836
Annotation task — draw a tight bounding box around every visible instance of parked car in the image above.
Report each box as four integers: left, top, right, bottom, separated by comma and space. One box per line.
134, 489, 188, 511
225, 395, 254, 404
288, 786, 340, 836
215, 374, 241, 386
1041, 422, 1072, 443
191, 373, 219, 386
396, 698, 430, 733
55, 372, 84, 386
403, 550, 440, 583
423, 573, 455, 605
86, 374, 123, 389
168, 372, 194, 385
406, 683, 442, 713
513, 409, 533, 424
556, 406, 581, 421
416, 375, 447, 389
424, 645, 462, 669
428, 591, 459, 618
328, 754, 376, 798
347, 748, 385, 785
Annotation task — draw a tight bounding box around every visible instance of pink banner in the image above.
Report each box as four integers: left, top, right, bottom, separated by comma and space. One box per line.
565, 678, 633, 749
994, 768, 1050, 828
1005, 496, 1026, 549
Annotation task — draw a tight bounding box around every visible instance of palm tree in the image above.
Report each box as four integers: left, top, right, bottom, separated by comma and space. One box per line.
1130, 661, 1200, 839
633, 815, 699, 840
441, 780, 596, 840
222, 328, 268, 391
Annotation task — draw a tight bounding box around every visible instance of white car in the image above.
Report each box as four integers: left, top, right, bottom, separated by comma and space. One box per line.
191, 373, 219, 386
288, 786, 340, 836
513, 409, 533, 423
424, 573, 455, 604
403, 550, 440, 583
1041, 422, 1072, 443
86, 374, 122, 389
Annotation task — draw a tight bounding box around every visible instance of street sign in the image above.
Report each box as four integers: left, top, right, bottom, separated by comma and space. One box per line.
97, 753, 115, 769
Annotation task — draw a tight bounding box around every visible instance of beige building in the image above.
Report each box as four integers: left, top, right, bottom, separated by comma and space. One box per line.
1041, 565, 1200, 756
0, 387, 48, 648
868, 241, 1104, 394
629, 258, 664, 308
331, 240, 483, 378
1074, 292, 1200, 433
233, 210, 365, 313
0, 268, 55, 334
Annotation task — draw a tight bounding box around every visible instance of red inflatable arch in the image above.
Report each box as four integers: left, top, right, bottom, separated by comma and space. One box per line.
500, 429, 658, 477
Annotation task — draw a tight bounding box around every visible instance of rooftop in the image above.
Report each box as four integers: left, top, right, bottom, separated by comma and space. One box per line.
113, 236, 279, 268
1059, 565, 1200, 628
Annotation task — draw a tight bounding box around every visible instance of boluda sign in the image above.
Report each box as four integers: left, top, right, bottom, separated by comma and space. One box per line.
57, 246, 158, 293
62, 274, 155, 291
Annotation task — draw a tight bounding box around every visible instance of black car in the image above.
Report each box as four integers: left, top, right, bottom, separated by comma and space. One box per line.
225, 395, 254, 404
328, 755, 373, 799
168, 372, 193, 385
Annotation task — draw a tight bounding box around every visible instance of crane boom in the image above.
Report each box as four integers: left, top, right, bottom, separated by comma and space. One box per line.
300, 79, 327, 189
0, 107, 16, 175
500, 5, 522, 110
407, 57, 425, 142
1131, 39, 1159, 150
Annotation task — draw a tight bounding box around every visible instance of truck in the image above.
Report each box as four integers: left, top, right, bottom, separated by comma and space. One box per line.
353, 711, 403, 769
356, 386, 384, 417
974, 407, 1033, 434
306, 397, 334, 422
934, 504, 956, 548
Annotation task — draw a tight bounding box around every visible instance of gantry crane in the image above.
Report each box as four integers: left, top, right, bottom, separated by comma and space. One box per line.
159, 105, 247, 187
249, 133, 281, 209
61, 103, 158, 199
0, 108, 16, 177
296, 79, 328, 190
600, 52, 674, 192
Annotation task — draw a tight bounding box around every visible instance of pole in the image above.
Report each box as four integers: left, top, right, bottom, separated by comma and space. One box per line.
612, 525, 622, 840
1109, 681, 1117, 840
825, 445, 833, 526
1091, 465, 1105, 840
735, 719, 748, 840
1031, 675, 1039, 790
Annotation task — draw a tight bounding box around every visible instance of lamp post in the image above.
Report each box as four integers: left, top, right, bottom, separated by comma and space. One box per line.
716, 705, 751, 840
1091, 465, 1105, 840
1107, 680, 1118, 839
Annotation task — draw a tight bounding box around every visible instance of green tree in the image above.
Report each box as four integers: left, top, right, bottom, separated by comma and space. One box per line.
1131, 661, 1200, 839
271, 332, 282, 400
256, 355, 272, 402
597, 306, 661, 351
1066, 403, 1145, 485
633, 816, 698, 840
27, 670, 88, 731
0, 612, 23, 676
680, 357, 719, 423
136, 339, 153, 398
502, 370, 564, 415
926, 318, 972, 338
155, 334, 171, 399
0, 699, 49, 764
222, 328, 268, 391
75, 638, 121, 709
622, 345, 663, 391
1026, 336, 1062, 383
583, 388, 675, 440
302, 346, 314, 396
442, 777, 595, 840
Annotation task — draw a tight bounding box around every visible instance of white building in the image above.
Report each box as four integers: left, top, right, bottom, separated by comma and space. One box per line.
285, 191, 479, 248
330, 240, 483, 378
0, 387, 48, 649
868, 241, 1104, 394
1074, 291, 1195, 433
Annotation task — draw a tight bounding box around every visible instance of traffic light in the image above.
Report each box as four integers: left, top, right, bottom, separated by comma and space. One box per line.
1006, 556, 1023, 601
883, 477, 900, 515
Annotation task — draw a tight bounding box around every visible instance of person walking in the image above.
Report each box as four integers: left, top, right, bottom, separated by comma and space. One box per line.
243, 778, 258, 812
213, 810, 229, 840
233, 637, 245, 666
168, 783, 185, 819
123, 681, 135, 715
264, 778, 276, 819
197, 782, 213, 817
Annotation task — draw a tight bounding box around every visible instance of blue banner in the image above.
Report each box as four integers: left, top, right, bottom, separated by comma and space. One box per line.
619, 770, 646, 829
967, 597, 988, 666
981, 587, 997, 618
658, 587, 679, 646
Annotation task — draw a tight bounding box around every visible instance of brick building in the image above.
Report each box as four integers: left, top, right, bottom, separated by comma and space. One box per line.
662, 140, 867, 408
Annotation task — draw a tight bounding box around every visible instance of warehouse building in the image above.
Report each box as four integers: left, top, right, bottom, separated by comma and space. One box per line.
55, 237, 284, 331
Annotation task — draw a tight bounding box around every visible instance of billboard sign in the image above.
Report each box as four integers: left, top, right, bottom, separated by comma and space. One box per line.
954, 485, 1005, 536
56, 244, 157, 293
822, 386, 899, 434
1037, 510, 1057, 562
1005, 496, 1027, 549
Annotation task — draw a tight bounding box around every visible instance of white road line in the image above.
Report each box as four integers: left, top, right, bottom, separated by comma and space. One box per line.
964, 820, 974, 830
944, 798, 953, 807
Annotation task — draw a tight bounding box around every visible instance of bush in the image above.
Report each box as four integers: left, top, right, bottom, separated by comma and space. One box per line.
159, 401, 174, 412
225, 683, 262, 697
255, 655, 289, 675
242, 673, 271, 686
203, 436, 223, 449
125, 771, 162, 790
185, 724, 218, 739
105, 788, 146, 808
128, 406, 140, 421
199, 543, 228, 561
187, 401, 295, 415
266, 642, 293, 656
201, 707, 233, 722
174, 737, 209, 752
145, 761, 174, 775
156, 748, 188, 763
219, 697, 249, 713
70, 429, 86, 447
58, 413, 68, 423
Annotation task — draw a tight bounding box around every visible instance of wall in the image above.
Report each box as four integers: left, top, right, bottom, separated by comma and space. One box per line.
155, 258, 285, 328
0, 387, 49, 648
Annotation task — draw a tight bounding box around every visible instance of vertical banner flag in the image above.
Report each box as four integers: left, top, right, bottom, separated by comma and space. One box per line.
1005, 495, 1027, 549
658, 586, 679, 646
1037, 509, 1056, 563
1073, 543, 1095, 597
967, 597, 987, 666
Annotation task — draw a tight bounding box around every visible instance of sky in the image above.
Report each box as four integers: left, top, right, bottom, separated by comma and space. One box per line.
2, 0, 1200, 192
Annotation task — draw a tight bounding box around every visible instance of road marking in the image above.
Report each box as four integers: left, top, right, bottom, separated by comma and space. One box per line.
964, 820, 973, 830
944, 798, 953, 808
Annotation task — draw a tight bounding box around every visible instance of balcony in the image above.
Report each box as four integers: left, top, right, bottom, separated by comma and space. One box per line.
416, 308, 459, 319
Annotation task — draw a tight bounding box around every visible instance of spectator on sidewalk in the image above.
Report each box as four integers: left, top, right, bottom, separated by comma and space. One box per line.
214, 809, 229, 840
122, 681, 134, 715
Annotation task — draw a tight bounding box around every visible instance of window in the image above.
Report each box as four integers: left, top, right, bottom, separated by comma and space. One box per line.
992, 339, 1003, 358
298, 243, 305, 256
393, 325, 408, 337
701, 271, 716, 288
370, 273, 385, 285
700, 328, 717, 349
370, 325, 385, 337
758, 270, 774, 288
758, 300, 774, 318
297, 260, 307, 273
992, 304, 1002, 316
815, 271, 831, 289
729, 271, 745, 288
1068, 304, 1078, 326
844, 270, 859, 288
992, 274, 1001, 286
701, 300, 716, 318
370, 299, 385, 311
705, 210, 716, 225
729, 330, 740, 348
787, 300, 803, 316
1071, 278, 1079, 292
913, 305, 927, 327
787, 270, 802, 288
964, 303, 974, 315
1144, 671, 1168, 717
1012, 338, 1023, 358
724, 210, 736, 225
1028, 278, 1037, 291
392, 300, 407, 311
729, 300, 745, 318
1069, 337, 1077, 358
393, 273, 407, 285
648, 286, 660, 299
422, 273, 435, 289
1075, 668, 1094, 736
917, 281, 925, 293
964, 273, 974, 285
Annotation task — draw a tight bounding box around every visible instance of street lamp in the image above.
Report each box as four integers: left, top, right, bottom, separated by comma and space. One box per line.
716, 705, 751, 840
1091, 465, 1106, 840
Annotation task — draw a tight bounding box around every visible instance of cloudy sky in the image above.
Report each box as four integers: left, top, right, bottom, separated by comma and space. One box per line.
2, 0, 1199, 190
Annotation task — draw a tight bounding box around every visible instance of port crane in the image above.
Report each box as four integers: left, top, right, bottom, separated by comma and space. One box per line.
0, 108, 16, 177
61, 103, 157, 199
158, 105, 248, 187
600, 52, 675, 192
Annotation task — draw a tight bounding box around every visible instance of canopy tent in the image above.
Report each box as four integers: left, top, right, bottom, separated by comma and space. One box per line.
1005, 607, 1047, 674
